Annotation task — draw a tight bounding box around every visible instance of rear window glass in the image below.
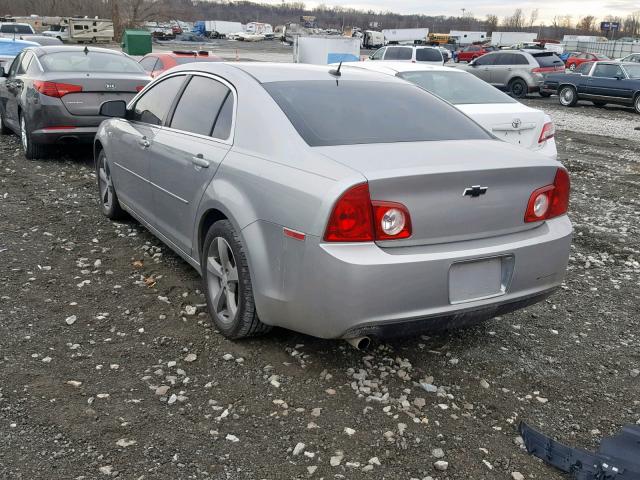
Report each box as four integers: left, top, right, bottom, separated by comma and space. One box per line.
41, 51, 145, 73
385, 47, 412, 60
263, 80, 491, 147
0, 24, 32, 34
416, 48, 442, 62
398, 71, 515, 105
533, 53, 564, 67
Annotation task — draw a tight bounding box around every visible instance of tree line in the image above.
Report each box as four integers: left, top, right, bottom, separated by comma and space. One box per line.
0, 0, 638, 40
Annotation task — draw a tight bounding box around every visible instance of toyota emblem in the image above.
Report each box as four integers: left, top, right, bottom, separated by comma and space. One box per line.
512, 118, 522, 129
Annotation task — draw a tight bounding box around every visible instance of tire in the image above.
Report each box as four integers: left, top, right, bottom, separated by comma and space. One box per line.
539, 91, 551, 98
634, 95, 640, 114
0, 109, 10, 135
20, 114, 47, 160
508, 78, 528, 99
96, 149, 127, 220
592, 101, 607, 108
558, 85, 578, 107
202, 220, 271, 339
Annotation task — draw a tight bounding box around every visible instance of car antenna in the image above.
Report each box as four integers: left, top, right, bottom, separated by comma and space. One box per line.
329, 61, 343, 77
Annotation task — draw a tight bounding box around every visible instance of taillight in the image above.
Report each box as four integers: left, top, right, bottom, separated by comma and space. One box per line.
525, 168, 570, 223
324, 183, 412, 242
33, 80, 82, 98
538, 121, 555, 144
136, 85, 145, 92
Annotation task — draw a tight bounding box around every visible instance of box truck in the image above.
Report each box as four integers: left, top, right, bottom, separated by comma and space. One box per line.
362, 30, 384, 49
449, 30, 487, 46
194, 21, 243, 38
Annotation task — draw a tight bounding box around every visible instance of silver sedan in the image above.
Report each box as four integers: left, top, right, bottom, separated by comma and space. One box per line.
95, 62, 572, 343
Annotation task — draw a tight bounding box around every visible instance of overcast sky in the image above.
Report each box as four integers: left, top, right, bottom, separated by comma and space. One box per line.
257, 0, 638, 23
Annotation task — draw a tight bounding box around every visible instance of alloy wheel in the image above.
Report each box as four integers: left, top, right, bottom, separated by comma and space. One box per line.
560, 88, 574, 105
207, 237, 239, 324
98, 157, 113, 210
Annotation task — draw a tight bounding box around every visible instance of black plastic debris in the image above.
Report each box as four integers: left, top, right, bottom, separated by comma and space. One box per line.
519, 421, 640, 479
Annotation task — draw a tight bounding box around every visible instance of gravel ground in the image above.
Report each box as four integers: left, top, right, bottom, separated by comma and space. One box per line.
0, 96, 639, 479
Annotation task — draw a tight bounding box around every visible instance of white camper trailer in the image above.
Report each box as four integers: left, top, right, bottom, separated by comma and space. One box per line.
491, 32, 537, 47
43, 18, 113, 43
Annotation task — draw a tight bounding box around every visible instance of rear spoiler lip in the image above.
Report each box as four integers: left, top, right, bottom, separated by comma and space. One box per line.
518, 421, 640, 479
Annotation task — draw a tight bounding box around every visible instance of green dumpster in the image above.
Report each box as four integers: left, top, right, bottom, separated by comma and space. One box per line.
121, 29, 152, 56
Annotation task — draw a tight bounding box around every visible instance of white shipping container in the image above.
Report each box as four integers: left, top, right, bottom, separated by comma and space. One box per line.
293, 36, 361, 65
491, 32, 537, 47
449, 30, 487, 45
382, 28, 429, 44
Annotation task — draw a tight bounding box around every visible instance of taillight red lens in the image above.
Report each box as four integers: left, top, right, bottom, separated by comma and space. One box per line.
33, 80, 82, 98
136, 85, 145, 92
525, 168, 570, 222
372, 201, 412, 240
538, 121, 555, 144
324, 183, 374, 242
324, 184, 412, 242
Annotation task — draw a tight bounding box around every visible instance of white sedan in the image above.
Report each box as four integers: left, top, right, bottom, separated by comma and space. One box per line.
344, 61, 557, 159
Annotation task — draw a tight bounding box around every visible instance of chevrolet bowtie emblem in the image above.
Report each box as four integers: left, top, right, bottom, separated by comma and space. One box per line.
463, 186, 488, 198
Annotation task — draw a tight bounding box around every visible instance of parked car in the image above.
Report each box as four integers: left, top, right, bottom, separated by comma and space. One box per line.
559, 51, 580, 63
455, 44, 496, 63
368, 45, 444, 65
0, 22, 35, 37
342, 61, 557, 158
0, 37, 38, 74
139, 50, 222, 78
565, 52, 610, 70
615, 53, 640, 63
21, 35, 64, 46
456, 50, 565, 98
541, 61, 640, 113
0, 46, 150, 159
94, 62, 572, 342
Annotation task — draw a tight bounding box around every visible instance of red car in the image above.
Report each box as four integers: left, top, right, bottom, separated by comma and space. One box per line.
139, 50, 222, 78
565, 52, 610, 71
455, 44, 496, 63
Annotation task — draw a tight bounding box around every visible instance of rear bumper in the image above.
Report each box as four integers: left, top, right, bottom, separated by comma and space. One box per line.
250, 216, 572, 339
31, 127, 97, 145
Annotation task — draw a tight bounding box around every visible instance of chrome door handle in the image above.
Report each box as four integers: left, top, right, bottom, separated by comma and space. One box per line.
138, 137, 150, 149
191, 154, 209, 168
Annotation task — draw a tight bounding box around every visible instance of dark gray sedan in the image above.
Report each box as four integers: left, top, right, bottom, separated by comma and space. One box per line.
0, 46, 150, 158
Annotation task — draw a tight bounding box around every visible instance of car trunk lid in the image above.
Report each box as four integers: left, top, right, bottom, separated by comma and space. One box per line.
317, 139, 559, 246
44, 73, 150, 116
457, 103, 547, 151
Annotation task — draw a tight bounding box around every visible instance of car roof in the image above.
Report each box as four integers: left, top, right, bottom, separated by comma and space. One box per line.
180, 61, 409, 84
343, 61, 463, 75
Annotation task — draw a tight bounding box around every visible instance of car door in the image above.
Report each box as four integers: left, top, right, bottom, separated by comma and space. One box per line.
486, 52, 513, 87
3, 52, 30, 128
587, 63, 633, 101
110, 74, 187, 221
469, 53, 497, 82
148, 74, 234, 256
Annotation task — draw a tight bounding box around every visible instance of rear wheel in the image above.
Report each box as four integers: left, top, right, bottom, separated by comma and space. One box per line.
634, 95, 640, 114
558, 86, 578, 107
592, 101, 607, 108
202, 220, 271, 339
508, 78, 528, 98
96, 149, 127, 220
20, 114, 47, 160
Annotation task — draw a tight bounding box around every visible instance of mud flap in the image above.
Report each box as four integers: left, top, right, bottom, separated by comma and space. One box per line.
518, 422, 640, 479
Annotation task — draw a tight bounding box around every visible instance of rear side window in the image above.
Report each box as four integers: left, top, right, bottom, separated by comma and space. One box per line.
416, 48, 442, 62
263, 80, 491, 147
575, 62, 592, 74
474, 54, 496, 66
534, 53, 564, 68
498, 53, 528, 65
211, 93, 234, 140
592, 64, 624, 78
385, 47, 412, 60
169, 76, 230, 137
132, 75, 185, 126
17, 52, 32, 74
371, 48, 385, 60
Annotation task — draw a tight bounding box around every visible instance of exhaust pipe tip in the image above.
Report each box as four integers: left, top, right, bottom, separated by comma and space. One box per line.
345, 336, 371, 350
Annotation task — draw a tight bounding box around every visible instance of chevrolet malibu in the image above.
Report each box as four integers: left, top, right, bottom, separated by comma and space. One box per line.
94, 63, 572, 343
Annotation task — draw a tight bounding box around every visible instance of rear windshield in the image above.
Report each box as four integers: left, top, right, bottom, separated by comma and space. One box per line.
416, 48, 442, 62
263, 80, 491, 147
0, 24, 32, 34
398, 70, 515, 105
41, 51, 145, 73
533, 53, 564, 67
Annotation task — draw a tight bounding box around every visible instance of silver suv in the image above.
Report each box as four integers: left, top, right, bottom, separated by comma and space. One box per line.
369, 45, 444, 65
458, 50, 564, 98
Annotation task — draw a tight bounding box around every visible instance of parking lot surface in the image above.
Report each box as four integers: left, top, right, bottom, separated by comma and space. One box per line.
0, 88, 639, 478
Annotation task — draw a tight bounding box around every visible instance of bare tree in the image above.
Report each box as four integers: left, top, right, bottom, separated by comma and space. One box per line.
528, 9, 539, 29
502, 8, 525, 30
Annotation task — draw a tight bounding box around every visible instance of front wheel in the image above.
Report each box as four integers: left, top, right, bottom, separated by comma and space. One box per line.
96, 150, 127, 220
509, 78, 528, 99
20, 114, 47, 160
558, 86, 578, 107
202, 220, 271, 339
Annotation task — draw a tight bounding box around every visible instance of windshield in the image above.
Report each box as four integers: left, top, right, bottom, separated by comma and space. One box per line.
397, 70, 516, 105
41, 51, 145, 73
624, 64, 640, 78
263, 80, 491, 147
0, 24, 33, 34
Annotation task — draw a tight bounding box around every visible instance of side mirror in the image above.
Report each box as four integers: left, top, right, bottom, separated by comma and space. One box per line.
100, 100, 127, 118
